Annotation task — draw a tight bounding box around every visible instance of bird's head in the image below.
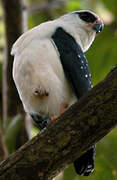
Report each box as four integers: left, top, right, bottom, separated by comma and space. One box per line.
59, 10, 104, 52
75, 10, 104, 34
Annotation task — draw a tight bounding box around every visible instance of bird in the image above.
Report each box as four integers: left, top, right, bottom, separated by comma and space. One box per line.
11, 10, 104, 176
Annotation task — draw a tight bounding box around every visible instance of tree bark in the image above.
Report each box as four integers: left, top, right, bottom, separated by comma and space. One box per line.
1, 0, 29, 155
0, 126, 8, 162
1, 0, 26, 120
0, 66, 117, 180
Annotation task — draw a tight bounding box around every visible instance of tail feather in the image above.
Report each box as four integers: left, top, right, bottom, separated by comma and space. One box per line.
74, 145, 96, 176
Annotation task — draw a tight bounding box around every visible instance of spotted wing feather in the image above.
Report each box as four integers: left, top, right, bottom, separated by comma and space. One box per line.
52, 27, 95, 176
52, 27, 92, 98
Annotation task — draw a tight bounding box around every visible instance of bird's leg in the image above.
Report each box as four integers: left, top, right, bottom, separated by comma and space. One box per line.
46, 103, 68, 125
30, 113, 46, 129
60, 103, 68, 114
30, 113, 56, 130
48, 116, 58, 124
31, 104, 68, 130
33, 85, 49, 98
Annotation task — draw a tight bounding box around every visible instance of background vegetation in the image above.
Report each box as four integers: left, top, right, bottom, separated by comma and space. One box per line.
0, 0, 117, 180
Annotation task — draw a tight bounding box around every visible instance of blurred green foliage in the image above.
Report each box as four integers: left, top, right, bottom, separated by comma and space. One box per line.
102, 0, 117, 16
87, 26, 117, 85
1, 0, 117, 179
5, 115, 24, 154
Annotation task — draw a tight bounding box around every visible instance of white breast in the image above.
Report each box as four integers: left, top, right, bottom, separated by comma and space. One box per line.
13, 36, 77, 117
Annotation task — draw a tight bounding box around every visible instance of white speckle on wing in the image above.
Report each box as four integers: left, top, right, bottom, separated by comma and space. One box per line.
85, 74, 88, 78
81, 61, 84, 64
87, 165, 93, 169
89, 74, 91, 77
78, 55, 81, 58
80, 66, 83, 69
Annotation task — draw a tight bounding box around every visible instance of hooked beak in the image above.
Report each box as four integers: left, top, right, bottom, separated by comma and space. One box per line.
88, 20, 104, 34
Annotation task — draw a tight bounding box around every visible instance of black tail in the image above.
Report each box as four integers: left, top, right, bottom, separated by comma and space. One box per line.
74, 145, 96, 176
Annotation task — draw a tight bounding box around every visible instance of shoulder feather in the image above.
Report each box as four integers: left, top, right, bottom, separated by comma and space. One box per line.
11, 20, 56, 56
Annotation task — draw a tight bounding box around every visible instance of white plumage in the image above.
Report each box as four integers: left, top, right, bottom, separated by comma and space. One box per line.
11, 10, 102, 118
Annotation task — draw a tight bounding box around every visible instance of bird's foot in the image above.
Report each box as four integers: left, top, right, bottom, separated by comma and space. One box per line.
39, 115, 58, 129
74, 145, 96, 176
50, 116, 58, 122
33, 85, 49, 98
30, 113, 46, 129
60, 103, 68, 114
30, 113, 58, 130
30, 103, 68, 130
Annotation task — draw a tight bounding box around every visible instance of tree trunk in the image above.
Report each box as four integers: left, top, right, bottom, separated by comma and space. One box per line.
1, 0, 26, 120
1, 0, 29, 153
0, 126, 8, 162
0, 66, 117, 180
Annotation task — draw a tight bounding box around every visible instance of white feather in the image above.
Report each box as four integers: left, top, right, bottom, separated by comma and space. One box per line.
12, 10, 100, 117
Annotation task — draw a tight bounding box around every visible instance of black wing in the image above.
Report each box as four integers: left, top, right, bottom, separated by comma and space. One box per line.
52, 27, 95, 176
52, 27, 92, 99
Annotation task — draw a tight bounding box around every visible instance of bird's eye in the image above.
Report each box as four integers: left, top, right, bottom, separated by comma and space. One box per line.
80, 13, 89, 21
79, 12, 97, 23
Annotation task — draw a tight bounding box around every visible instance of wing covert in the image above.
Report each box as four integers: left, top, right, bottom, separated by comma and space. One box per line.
52, 27, 92, 98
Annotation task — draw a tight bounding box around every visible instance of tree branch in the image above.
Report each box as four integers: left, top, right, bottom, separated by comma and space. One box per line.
0, 67, 117, 180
